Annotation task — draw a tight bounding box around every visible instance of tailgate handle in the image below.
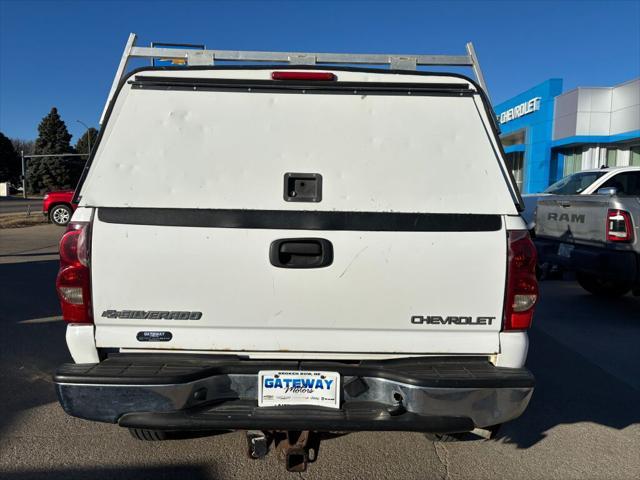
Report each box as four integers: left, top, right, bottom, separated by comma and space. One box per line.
270, 238, 333, 268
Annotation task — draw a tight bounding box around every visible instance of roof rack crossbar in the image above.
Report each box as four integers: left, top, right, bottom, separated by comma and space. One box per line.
100, 33, 489, 124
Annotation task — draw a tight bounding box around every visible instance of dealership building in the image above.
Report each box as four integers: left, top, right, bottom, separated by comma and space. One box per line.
494, 77, 640, 193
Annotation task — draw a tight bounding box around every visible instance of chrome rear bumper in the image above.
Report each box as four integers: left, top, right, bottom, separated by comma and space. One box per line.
55, 354, 534, 431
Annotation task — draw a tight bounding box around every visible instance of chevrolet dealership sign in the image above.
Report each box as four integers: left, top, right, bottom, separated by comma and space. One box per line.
497, 97, 541, 125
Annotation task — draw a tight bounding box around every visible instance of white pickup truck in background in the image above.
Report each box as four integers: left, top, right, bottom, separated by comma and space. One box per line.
535, 168, 640, 297
52, 37, 537, 471
521, 166, 640, 230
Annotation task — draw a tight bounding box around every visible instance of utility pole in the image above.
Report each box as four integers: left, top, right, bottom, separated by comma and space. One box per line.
21, 150, 26, 199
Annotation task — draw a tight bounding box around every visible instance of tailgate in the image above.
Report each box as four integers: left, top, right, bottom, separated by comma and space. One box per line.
81, 68, 518, 356
535, 195, 609, 245
91, 213, 507, 354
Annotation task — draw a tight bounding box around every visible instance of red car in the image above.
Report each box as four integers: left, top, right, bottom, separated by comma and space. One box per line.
43, 190, 77, 226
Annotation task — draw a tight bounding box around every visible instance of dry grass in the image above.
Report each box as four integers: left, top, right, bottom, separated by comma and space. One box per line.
0, 213, 48, 229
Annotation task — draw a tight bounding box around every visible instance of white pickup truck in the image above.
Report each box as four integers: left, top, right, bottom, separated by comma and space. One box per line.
53, 37, 537, 471
535, 168, 640, 297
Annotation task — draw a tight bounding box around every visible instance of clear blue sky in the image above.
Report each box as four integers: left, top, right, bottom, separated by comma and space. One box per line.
1, 0, 639, 142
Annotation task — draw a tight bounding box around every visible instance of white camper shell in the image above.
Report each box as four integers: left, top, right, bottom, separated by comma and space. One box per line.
54, 36, 536, 471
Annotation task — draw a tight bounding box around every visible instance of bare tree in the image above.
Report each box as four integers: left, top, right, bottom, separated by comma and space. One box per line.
10, 138, 35, 156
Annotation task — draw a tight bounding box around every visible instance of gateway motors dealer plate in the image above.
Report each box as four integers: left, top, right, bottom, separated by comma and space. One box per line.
258, 370, 340, 408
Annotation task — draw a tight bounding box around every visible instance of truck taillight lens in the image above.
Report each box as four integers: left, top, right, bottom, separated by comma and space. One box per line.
56, 222, 92, 323
606, 209, 633, 242
504, 230, 538, 331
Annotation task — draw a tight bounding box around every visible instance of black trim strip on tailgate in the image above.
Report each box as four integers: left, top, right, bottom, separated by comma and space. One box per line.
98, 208, 501, 232
129, 76, 474, 97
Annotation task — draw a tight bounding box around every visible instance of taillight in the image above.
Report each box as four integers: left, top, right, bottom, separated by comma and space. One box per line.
56, 221, 92, 323
606, 209, 634, 242
271, 71, 337, 81
504, 230, 538, 330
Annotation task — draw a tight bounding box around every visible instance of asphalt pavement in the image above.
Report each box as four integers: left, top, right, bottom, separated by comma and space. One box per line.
0, 224, 639, 479
0, 197, 43, 215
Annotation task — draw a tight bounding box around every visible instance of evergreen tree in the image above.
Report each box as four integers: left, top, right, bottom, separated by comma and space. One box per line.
0, 132, 20, 184
27, 108, 75, 194
75, 127, 98, 155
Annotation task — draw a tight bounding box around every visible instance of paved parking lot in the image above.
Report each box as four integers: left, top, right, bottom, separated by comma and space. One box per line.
0, 224, 638, 479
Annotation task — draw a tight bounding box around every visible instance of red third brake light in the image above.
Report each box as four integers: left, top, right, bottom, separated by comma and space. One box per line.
271, 71, 337, 81
504, 230, 538, 331
56, 222, 92, 323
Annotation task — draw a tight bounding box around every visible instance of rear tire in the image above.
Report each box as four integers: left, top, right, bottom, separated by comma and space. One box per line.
576, 272, 631, 297
49, 204, 72, 226
129, 428, 167, 441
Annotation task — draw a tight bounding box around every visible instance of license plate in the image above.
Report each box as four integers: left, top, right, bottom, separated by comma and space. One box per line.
258, 370, 340, 409
558, 243, 574, 258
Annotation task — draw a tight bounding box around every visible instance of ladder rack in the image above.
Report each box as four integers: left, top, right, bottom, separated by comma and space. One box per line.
101, 32, 489, 124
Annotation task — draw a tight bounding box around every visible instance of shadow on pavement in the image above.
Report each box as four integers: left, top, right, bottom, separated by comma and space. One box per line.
0, 260, 60, 321
498, 288, 640, 448
0, 260, 69, 435
1, 465, 215, 480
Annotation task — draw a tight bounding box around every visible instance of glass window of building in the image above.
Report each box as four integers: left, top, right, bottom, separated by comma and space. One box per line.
563, 148, 583, 176
505, 151, 524, 192
500, 130, 525, 148
631, 145, 640, 166
606, 148, 618, 167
